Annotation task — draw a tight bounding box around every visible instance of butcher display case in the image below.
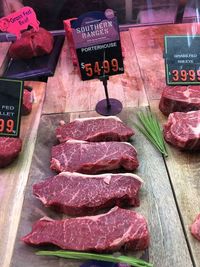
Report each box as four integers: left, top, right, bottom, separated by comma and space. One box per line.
1, 1, 200, 267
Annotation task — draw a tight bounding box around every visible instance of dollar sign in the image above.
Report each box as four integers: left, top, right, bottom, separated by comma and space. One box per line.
81, 62, 85, 69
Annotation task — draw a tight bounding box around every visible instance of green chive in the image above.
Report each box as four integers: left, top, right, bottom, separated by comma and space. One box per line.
36, 250, 153, 267
133, 109, 168, 157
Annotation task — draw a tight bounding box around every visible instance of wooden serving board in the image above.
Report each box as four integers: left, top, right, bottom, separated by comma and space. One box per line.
9, 108, 192, 267
0, 81, 46, 267
42, 31, 148, 114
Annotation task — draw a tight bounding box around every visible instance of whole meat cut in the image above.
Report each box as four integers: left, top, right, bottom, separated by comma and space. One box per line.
50, 140, 139, 173
9, 27, 54, 59
22, 89, 33, 115
0, 137, 22, 167
163, 110, 200, 150
33, 172, 143, 215
190, 214, 200, 241
159, 85, 200, 116
22, 206, 149, 252
56, 116, 134, 143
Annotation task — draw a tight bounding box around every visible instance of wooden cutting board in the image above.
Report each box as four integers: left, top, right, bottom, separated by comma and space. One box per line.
0, 81, 46, 267
9, 108, 192, 267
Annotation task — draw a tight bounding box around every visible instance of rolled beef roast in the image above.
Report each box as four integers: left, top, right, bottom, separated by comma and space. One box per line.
22, 206, 149, 251
33, 172, 143, 215
50, 140, 139, 174
159, 85, 200, 116
190, 214, 200, 241
0, 137, 22, 167
56, 116, 134, 143
9, 27, 54, 59
163, 110, 200, 150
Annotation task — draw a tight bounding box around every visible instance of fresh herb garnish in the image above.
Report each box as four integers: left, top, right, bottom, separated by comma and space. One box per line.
134, 109, 168, 157
36, 250, 153, 267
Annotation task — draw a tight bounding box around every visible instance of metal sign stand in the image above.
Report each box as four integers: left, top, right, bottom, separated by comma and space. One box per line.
95, 76, 123, 116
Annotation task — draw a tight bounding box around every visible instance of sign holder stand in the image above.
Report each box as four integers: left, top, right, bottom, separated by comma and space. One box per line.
95, 76, 123, 116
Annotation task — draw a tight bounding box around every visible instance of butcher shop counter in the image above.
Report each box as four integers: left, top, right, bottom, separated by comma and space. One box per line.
0, 23, 200, 267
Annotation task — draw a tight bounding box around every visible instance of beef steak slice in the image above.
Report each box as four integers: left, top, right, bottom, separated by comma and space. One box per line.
56, 116, 134, 143
50, 141, 139, 174
159, 85, 200, 116
190, 214, 200, 241
0, 137, 22, 167
33, 172, 143, 216
22, 206, 149, 251
163, 110, 200, 150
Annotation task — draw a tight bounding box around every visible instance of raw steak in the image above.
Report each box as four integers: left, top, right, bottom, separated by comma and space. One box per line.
63, 18, 78, 66
50, 141, 139, 174
56, 116, 134, 143
22, 206, 149, 251
33, 172, 143, 216
22, 89, 33, 115
9, 27, 54, 59
0, 137, 22, 167
159, 85, 200, 116
190, 214, 200, 241
163, 110, 200, 150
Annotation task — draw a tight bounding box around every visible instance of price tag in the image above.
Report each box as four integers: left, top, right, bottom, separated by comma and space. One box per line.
0, 78, 24, 137
71, 9, 124, 81
164, 35, 200, 85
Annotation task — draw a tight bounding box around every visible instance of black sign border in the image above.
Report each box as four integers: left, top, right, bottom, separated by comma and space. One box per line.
0, 78, 24, 138
164, 35, 200, 85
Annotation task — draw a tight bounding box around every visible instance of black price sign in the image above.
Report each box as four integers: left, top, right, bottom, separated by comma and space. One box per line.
0, 78, 23, 137
164, 35, 200, 85
71, 9, 124, 81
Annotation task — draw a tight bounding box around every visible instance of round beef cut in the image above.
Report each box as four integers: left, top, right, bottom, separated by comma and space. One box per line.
159, 86, 200, 116
22, 89, 33, 115
22, 206, 150, 252
190, 214, 200, 241
163, 110, 200, 150
56, 116, 134, 143
9, 27, 54, 59
0, 137, 22, 167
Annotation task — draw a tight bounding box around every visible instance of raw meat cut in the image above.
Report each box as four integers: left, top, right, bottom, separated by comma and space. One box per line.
50, 140, 139, 174
0, 137, 22, 168
33, 172, 143, 215
22, 89, 33, 115
22, 206, 149, 251
159, 85, 200, 116
190, 214, 200, 241
63, 18, 78, 66
163, 110, 200, 150
56, 116, 134, 143
9, 27, 54, 59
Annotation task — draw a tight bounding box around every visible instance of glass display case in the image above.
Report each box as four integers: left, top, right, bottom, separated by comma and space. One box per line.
1, 0, 200, 29
1, 2, 200, 267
